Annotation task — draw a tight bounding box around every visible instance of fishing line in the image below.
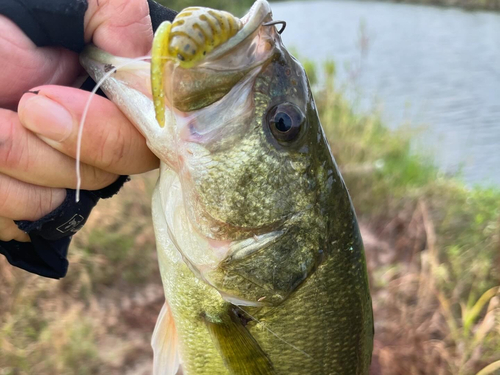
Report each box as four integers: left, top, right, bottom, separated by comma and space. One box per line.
76, 55, 152, 202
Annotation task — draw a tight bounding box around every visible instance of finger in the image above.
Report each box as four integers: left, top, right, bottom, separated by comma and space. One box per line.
85, 0, 153, 57
0, 109, 119, 190
18, 86, 159, 175
0, 16, 81, 109
0, 217, 30, 242
0, 173, 66, 221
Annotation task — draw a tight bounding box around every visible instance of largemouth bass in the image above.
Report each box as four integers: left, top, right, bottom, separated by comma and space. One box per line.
80, 1, 373, 374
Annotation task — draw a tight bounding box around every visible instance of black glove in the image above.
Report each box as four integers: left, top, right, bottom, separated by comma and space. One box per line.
0, 0, 177, 279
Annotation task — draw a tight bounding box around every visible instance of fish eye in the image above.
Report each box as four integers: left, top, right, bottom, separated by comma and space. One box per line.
267, 103, 305, 143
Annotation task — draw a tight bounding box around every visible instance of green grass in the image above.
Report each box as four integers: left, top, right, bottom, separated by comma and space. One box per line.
396, 0, 500, 11
155, 0, 255, 16
274, 0, 500, 11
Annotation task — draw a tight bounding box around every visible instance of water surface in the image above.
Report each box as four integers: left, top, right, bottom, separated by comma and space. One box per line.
272, 0, 500, 185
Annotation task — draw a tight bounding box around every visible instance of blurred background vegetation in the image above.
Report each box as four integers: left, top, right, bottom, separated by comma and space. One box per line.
157, 0, 254, 15
162, 0, 500, 12
276, 0, 500, 10
384, 0, 500, 11
1, 0, 499, 375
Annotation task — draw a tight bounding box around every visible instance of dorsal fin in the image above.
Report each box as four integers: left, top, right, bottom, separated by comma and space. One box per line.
204, 307, 276, 375
151, 302, 180, 375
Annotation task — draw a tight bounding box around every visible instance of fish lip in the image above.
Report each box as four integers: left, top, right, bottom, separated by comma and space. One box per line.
200, 0, 272, 63
81, 1, 272, 67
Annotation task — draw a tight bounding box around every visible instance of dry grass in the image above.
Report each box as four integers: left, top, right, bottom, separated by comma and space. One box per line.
0, 174, 164, 375
364, 203, 500, 375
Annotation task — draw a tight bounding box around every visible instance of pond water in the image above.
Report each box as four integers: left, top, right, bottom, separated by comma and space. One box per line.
271, 0, 500, 185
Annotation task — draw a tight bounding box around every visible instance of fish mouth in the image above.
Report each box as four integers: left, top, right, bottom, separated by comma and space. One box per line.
152, 0, 277, 116
197, 0, 273, 66
80, 0, 278, 118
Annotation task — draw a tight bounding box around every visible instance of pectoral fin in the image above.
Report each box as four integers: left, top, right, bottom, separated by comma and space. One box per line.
152, 302, 180, 375
204, 307, 276, 375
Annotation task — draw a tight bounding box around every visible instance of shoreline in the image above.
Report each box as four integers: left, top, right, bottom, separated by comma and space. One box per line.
270, 0, 500, 12
381, 0, 500, 11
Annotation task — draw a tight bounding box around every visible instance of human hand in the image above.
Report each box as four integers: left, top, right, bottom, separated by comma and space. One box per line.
0, 0, 160, 242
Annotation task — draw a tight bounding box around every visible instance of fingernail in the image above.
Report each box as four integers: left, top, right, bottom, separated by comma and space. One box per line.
20, 95, 73, 142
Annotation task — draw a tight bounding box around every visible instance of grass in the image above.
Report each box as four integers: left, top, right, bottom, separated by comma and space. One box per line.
0, 175, 162, 375
155, 0, 255, 16
389, 0, 500, 11
276, 0, 500, 11
1, 56, 499, 375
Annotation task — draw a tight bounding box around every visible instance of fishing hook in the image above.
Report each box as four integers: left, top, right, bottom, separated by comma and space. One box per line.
263, 20, 286, 34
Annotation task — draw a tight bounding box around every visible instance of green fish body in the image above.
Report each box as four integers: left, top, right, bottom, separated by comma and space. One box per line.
80, 1, 373, 373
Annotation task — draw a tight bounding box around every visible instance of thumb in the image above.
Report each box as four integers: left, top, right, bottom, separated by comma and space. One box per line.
84, 0, 153, 57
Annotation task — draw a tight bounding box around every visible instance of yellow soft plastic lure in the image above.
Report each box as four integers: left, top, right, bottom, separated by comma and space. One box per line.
151, 7, 242, 127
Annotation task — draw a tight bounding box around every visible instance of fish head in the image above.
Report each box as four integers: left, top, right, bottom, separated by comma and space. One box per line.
80, 0, 347, 308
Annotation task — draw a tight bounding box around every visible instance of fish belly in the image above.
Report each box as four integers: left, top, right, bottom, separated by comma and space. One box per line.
151, 165, 372, 375
152, 166, 230, 375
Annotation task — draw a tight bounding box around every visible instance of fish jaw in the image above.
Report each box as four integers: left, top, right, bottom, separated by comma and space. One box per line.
150, 0, 272, 126
79, 46, 176, 164
152, 1, 277, 114
80, 0, 277, 169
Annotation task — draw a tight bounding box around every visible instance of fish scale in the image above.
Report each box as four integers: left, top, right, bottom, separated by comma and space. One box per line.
249, 236, 373, 374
